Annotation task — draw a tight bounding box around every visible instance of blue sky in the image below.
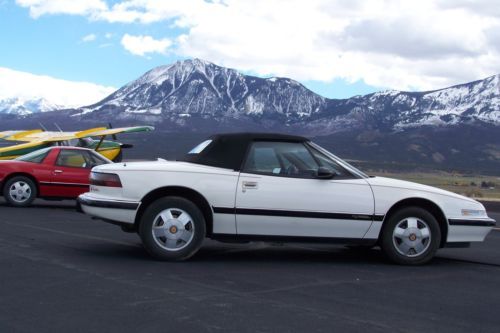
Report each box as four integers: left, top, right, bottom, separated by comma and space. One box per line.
0, 2, 183, 90
1, 0, 498, 104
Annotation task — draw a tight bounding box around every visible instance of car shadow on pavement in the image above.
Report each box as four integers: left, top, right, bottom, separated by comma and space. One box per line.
53, 237, 499, 268
0, 199, 77, 210
197, 244, 388, 264
78, 240, 396, 266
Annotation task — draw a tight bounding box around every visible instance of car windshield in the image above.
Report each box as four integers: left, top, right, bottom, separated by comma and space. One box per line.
307, 142, 369, 179
15, 147, 51, 163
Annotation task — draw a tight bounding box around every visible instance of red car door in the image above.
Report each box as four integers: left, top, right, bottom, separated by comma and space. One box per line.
47, 149, 91, 198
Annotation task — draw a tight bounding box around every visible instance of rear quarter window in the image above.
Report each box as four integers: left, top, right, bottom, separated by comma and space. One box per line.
15, 148, 51, 163
188, 140, 212, 154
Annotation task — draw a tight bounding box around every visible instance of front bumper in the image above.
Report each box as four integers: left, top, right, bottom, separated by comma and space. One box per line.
446, 218, 496, 243
77, 193, 139, 224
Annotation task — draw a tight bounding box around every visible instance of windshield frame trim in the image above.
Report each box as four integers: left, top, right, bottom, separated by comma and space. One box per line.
307, 142, 369, 179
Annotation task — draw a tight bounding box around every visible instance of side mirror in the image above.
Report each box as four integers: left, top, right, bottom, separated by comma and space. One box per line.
316, 166, 335, 179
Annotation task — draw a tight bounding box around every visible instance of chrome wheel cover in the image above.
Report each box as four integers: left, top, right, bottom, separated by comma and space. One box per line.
392, 217, 431, 257
151, 208, 195, 252
9, 181, 32, 203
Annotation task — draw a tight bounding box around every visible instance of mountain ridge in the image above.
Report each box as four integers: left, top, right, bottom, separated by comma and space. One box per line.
65, 58, 499, 134
0, 59, 498, 173
1, 59, 499, 135
0, 96, 63, 115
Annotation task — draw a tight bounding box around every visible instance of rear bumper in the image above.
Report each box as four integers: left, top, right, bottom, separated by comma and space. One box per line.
78, 195, 139, 210
77, 193, 139, 224
446, 218, 496, 243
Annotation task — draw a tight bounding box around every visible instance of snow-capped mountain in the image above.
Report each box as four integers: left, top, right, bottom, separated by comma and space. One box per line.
0, 97, 63, 115
338, 74, 499, 130
1, 60, 498, 172
72, 59, 499, 133
2, 59, 498, 134
80, 58, 326, 123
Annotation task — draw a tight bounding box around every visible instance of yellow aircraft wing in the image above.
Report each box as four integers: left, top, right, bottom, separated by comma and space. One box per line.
0, 131, 25, 139
0, 126, 154, 143
0, 129, 45, 141
75, 126, 155, 139
0, 125, 154, 160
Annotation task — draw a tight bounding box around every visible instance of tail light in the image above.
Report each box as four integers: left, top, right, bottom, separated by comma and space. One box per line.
90, 172, 122, 188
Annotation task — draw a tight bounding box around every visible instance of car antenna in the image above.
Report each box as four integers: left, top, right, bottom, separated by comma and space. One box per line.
54, 123, 63, 132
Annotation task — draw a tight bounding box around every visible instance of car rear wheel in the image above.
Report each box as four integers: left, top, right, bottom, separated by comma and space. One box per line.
139, 197, 206, 261
3, 176, 37, 207
381, 207, 441, 265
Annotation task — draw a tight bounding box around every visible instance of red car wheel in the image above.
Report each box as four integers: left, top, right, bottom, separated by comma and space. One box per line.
3, 176, 38, 207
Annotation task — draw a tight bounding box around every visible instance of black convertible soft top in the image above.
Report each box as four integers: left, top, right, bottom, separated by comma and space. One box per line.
182, 132, 308, 171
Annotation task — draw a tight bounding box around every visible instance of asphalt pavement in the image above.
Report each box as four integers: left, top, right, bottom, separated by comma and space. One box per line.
0, 198, 499, 333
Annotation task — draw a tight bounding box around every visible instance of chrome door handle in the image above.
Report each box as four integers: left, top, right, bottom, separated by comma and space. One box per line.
53, 170, 63, 175
242, 181, 258, 192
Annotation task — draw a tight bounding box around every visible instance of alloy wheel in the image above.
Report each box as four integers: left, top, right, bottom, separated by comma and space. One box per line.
151, 208, 195, 251
392, 217, 431, 257
9, 181, 32, 203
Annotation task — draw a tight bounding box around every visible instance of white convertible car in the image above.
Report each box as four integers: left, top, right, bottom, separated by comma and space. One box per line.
78, 133, 495, 265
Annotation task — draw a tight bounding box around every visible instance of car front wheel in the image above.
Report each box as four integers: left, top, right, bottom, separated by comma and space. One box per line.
381, 207, 441, 265
3, 176, 37, 207
139, 197, 206, 261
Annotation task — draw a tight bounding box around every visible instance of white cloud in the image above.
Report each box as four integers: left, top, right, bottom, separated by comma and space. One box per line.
437, 0, 500, 18
121, 34, 172, 56
15, 0, 500, 91
0, 67, 116, 107
16, 0, 107, 18
81, 33, 97, 42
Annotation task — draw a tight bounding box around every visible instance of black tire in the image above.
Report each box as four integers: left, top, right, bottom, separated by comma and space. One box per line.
381, 207, 441, 265
139, 197, 206, 261
3, 176, 37, 207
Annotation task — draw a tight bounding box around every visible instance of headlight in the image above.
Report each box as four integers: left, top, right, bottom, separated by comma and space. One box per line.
461, 209, 486, 217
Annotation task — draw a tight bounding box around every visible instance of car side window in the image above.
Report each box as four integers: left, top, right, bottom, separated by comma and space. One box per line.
15, 147, 51, 163
56, 150, 89, 169
243, 141, 319, 178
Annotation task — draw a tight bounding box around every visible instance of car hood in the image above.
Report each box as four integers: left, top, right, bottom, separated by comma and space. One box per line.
366, 176, 478, 203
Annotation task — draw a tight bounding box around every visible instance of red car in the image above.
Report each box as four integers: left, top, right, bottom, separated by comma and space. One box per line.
0, 147, 111, 207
